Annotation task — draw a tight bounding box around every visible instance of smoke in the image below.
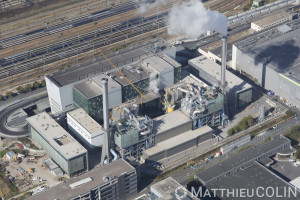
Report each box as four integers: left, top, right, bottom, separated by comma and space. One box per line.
167, 0, 228, 38
134, 0, 169, 13
149, 72, 159, 94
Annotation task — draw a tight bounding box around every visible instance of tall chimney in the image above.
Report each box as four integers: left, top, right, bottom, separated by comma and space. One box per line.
101, 78, 110, 164
221, 36, 227, 94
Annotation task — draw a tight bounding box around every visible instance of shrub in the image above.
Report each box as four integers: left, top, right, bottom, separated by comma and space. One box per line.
41, 79, 46, 87
247, 116, 254, 127
6, 91, 13, 98
0, 94, 2, 100
25, 84, 32, 92
227, 128, 234, 136
33, 81, 40, 89
16, 86, 24, 94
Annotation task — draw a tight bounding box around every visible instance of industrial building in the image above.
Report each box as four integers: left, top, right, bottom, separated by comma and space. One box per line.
163, 74, 225, 127
28, 159, 137, 200
27, 112, 88, 176
73, 74, 122, 123
195, 135, 293, 185
45, 41, 156, 115
45, 40, 181, 115
143, 126, 213, 163
251, 11, 292, 32
232, 27, 300, 107
67, 108, 104, 149
205, 161, 299, 199
189, 56, 252, 115
150, 177, 197, 200
111, 100, 155, 161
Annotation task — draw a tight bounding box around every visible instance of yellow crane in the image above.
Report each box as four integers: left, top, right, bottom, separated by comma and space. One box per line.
99, 49, 147, 107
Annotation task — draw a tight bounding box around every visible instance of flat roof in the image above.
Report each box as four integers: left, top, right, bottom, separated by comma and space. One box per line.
152, 110, 191, 135
161, 54, 181, 69
67, 108, 103, 134
195, 135, 290, 183
236, 26, 300, 83
46, 40, 158, 87
29, 159, 135, 200
26, 112, 87, 159
151, 177, 197, 200
109, 62, 155, 87
143, 55, 175, 74
73, 74, 121, 99
144, 126, 212, 157
253, 11, 291, 28
189, 56, 252, 90
206, 162, 299, 200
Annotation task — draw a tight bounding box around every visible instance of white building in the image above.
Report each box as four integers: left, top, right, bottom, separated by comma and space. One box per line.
67, 108, 105, 149
251, 11, 291, 32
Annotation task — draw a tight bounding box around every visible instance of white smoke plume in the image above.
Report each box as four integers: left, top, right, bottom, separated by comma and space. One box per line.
167, 0, 228, 38
134, 0, 169, 13
148, 72, 159, 94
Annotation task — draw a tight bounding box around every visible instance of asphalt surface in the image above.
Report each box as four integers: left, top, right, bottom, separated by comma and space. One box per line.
0, 89, 48, 138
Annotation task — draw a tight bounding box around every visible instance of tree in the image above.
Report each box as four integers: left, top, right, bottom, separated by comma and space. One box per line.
286, 110, 295, 117
233, 126, 240, 134
239, 120, 249, 131
0, 94, 2, 100
25, 84, 32, 92
227, 128, 234, 136
41, 79, 46, 87
16, 86, 24, 94
33, 81, 40, 89
6, 91, 13, 98
247, 116, 254, 127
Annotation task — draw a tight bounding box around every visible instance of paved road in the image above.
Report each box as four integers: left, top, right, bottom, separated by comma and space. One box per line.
0, 89, 48, 138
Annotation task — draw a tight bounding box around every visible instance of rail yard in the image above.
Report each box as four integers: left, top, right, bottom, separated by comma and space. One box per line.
0, 0, 274, 92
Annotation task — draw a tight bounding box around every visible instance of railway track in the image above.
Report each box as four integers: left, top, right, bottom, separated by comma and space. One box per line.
0, 13, 167, 81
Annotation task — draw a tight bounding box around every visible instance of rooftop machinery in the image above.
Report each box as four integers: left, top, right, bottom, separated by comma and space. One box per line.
111, 100, 154, 161
163, 79, 224, 128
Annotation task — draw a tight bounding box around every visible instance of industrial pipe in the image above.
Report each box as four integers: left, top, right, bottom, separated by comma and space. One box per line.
102, 78, 110, 164
221, 36, 227, 94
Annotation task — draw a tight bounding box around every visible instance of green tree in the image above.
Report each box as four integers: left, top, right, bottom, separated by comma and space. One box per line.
41, 79, 46, 87
233, 125, 240, 133
286, 110, 295, 117
247, 116, 254, 127
239, 120, 249, 131
33, 81, 40, 89
6, 91, 13, 98
25, 84, 32, 92
16, 86, 24, 94
227, 128, 234, 136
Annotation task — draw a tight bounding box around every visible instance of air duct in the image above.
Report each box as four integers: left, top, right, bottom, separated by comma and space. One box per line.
221, 36, 227, 94
101, 78, 110, 164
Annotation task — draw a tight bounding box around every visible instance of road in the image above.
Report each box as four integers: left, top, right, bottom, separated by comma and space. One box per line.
0, 89, 48, 138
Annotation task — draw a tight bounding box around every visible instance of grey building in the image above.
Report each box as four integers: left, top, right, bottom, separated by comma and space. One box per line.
150, 177, 198, 200
189, 56, 252, 114
232, 27, 300, 108
195, 135, 293, 185
27, 112, 88, 176
28, 159, 137, 200
143, 125, 213, 162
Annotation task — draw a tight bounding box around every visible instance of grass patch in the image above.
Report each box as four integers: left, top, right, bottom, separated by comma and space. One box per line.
0, 170, 19, 198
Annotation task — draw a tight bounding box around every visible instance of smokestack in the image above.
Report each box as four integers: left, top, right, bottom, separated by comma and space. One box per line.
221, 36, 227, 94
101, 78, 110, 164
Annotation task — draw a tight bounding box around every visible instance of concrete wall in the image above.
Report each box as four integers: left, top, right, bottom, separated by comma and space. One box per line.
232, 45, 300, 107
67, 113, 105, 147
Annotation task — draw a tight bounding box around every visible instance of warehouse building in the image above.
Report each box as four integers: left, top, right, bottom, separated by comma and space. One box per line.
29, 159, 137, 200
189, 56, 252, 115
73, 74, 121, 123
232, 27, 300, 107
251, 11, 292, 32
143, 126, 213, 162
195, 135, 292, 185
67, 108, 104, 149
150, 177, 197, 200
27, 112, 88, 176
205, 161, 299, 199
